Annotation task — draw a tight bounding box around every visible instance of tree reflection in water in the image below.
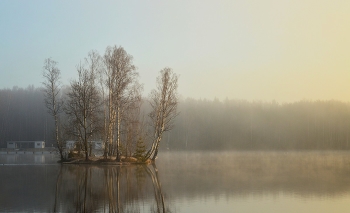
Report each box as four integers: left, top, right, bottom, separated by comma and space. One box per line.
54, 164, 171, 213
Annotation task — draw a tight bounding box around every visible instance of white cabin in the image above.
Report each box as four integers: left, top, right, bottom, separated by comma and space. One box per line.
7, 142, 16, 149
93, 141, 104, 150
34, 141, 45, 148
66, 141, 76, 150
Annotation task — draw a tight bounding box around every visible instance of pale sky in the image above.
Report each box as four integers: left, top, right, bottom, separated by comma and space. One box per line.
1, 0, 350, 102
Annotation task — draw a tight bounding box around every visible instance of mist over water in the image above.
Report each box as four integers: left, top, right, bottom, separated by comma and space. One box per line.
1, 151, 350, 212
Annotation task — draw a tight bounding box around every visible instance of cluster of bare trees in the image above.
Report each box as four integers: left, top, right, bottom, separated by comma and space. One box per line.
42, 45, 179, 162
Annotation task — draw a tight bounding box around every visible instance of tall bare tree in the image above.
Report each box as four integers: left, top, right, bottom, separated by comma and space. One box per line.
101, 46, 138, 161
85, 50, 102, 156
42, 58, 64, 160
145, 68, 179, 161
65, 57, 101, 161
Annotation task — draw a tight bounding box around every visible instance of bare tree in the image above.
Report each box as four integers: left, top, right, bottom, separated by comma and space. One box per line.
85, 50, 102, 156
101, 46, 138, 161
145, 68, 179, 161
42, 58, 64, 160
65, 57, 101, 161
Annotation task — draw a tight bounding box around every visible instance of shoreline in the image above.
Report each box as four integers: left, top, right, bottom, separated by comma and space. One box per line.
60, 156, 152, 165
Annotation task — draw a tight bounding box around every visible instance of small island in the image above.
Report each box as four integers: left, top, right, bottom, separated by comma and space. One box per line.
42, 45, 179, 164
59, 137, 152, 165
61, 156, 152, 165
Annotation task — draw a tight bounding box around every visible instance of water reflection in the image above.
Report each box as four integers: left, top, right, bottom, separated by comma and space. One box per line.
0, 153, 58, 164
2, 152, 350, 212
55, 164, 170, 213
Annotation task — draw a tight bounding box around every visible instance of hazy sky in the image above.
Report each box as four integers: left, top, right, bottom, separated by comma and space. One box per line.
1, 0, 349, 102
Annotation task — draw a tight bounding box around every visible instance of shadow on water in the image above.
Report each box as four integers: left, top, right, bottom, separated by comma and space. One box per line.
54, 164, 170, 213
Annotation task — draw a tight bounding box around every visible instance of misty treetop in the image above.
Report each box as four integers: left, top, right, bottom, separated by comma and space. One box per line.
41, 45, 179, 162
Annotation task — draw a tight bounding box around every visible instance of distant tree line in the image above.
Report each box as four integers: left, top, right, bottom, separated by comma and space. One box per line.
0, 86, 55, 146
1, 87, 350, 151
167, 98, 350, 151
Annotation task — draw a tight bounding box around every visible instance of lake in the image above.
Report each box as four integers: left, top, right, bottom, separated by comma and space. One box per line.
1, 151, 350, 212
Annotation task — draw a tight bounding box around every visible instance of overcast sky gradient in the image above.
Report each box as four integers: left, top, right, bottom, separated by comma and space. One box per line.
1, 0, 350, 102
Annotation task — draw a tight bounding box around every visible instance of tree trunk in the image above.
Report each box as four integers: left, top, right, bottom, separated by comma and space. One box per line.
54, 114, 64, 161
151, 137, 162, 161
116, 107, 121, 161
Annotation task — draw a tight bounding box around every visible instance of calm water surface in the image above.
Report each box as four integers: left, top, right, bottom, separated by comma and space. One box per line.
1, 151, 350, 212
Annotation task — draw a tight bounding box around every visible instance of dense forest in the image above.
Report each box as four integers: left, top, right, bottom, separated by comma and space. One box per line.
1, 86, 350, 151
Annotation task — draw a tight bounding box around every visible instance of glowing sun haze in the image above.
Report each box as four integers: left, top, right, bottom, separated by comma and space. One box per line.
0, 0, 349, 102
